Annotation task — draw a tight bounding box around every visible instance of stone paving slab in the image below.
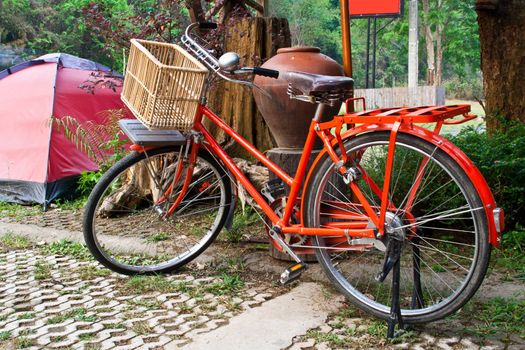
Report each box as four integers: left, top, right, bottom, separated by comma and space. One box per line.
176, 283, 344, 350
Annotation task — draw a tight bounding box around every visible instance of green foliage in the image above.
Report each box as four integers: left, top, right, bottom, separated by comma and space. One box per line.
146, 232, 171, 242
78, 171, 104, 196
226, 208, 260, 243
1, 0, 482, 93
443, 76, 483, 100
494, 228, 525, 278
54, 196, 89, 210
52, 109, 128, 196
451, 122, 525, 229
269, 0, 341, 61
0, 0, 186, 70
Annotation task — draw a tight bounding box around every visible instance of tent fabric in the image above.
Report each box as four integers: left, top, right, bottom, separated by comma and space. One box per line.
0, 53, 127, 206
0, 53, 120, 80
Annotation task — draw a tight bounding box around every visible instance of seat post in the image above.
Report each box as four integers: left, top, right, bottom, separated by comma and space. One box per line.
313, 103, 327, 122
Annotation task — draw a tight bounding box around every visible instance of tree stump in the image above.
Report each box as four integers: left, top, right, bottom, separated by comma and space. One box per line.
267, 147, 322, 262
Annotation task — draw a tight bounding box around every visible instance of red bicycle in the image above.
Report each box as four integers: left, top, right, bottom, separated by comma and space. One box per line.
83, 23, 504, 328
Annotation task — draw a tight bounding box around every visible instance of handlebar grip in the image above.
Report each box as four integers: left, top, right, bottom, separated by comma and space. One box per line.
253, 67, 279, 79
199, 22, 218, 30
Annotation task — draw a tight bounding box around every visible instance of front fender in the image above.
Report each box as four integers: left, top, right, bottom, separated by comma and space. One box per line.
302, 123, 501, 247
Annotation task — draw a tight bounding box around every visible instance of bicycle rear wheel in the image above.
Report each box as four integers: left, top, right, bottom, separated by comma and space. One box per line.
83, 146, 233, 275
304, 132, 490, 323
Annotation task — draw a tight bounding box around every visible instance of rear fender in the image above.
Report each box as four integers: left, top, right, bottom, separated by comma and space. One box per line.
302, 123, 501, 247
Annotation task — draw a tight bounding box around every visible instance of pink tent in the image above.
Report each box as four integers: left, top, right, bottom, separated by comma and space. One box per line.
0, 53, 127, 207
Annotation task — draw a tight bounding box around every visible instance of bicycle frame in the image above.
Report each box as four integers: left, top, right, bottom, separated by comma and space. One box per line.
193, 104, 376, 239
133, 102, 503, 249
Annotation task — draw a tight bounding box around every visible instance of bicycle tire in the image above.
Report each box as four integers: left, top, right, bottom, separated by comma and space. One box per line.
303, 131, 490, 323
83, 146, 233, 275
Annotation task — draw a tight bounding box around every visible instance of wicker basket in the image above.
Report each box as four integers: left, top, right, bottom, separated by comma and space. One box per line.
121, 39, 208, 131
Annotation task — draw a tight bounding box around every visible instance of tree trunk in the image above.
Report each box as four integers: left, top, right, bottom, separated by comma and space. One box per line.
476, 0, 525, 129
435, 23, 443, 86
207, 17, 290, 156
421, 0, 435, 85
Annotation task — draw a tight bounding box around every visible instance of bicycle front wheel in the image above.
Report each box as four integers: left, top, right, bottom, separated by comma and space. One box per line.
304, 132, 490, 323
83, 146, 233, 275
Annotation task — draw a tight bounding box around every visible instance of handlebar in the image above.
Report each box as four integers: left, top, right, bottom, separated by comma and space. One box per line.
198, 22, 218, 30
181, 22, 279, 86
253, 67, 279, 79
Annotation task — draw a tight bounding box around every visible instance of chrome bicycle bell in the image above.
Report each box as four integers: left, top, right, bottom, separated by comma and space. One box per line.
218, 52, 240, 72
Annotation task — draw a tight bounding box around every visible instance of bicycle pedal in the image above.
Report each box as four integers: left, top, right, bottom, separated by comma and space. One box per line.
280, 262, 308, 285
261, 179, 285, 202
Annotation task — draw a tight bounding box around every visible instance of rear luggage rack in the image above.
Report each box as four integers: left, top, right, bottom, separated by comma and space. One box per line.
119, 119, 186, 147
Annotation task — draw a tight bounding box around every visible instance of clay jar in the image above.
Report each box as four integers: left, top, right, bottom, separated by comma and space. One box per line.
253, 47, 344, 149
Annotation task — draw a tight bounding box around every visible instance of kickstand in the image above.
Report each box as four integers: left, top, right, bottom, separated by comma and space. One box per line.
387, 256, 405, 338
376, 237, 407, 339
411, 236, 425, 309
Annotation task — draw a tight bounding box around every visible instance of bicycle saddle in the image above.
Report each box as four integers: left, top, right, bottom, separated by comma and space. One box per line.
283, 71, 354, 96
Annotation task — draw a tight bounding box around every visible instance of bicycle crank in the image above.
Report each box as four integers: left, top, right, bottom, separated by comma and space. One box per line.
270, 227, 309, 285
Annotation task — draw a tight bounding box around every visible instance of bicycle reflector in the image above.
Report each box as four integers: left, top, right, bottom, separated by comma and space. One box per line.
493, 207, 505, 233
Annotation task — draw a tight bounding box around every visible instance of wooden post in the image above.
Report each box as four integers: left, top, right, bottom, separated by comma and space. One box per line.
340, 0, 353, 78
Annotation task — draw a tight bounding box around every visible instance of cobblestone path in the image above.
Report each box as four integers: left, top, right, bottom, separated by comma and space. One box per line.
0, 249, 279, 350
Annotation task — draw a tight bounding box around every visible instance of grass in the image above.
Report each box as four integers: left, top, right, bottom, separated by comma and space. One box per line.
53, 197, 87, 210
0, 202, 40, 221
39, 240, 93, 261
34, 260, 53, 280
131, 321, 154, 335
46, 308, 97, 324
493, 229, 525, 280
0, 232, 32, 250
72, 265, 111, 280
123, 275, 188, 294
127, 298, 163, 310
14, 336, 35, 349
69, 308, 98, 322
302, 329, 348, 347
103, 322, 126, 329
461, 297, 525, 337
0, 331, 11, 341
17, 313, 35, 320
204, 273, 244, 296
78, 333, 96, 341
224, 208, 260, 243
145, 232, 170, 242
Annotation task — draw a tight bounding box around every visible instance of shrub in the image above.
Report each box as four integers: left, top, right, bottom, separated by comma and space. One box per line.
443, 76, 483, 100
451, 122, 525, 229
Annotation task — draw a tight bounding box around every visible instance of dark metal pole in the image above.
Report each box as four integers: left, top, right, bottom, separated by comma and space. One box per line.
365, 18, 371, 88
372, 17, 377, 88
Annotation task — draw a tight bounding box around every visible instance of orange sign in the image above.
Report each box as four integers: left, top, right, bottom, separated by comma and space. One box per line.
349, 0, 403, 18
